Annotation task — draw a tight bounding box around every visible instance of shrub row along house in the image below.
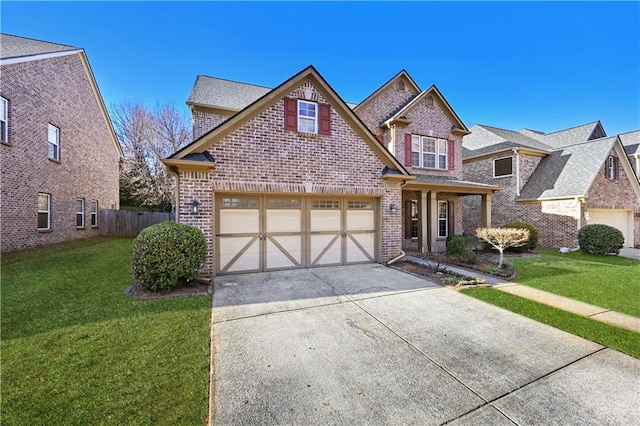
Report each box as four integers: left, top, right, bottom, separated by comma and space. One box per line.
462, 122, 640, 248
164, 67, 502, 277
0, 34, 122, 252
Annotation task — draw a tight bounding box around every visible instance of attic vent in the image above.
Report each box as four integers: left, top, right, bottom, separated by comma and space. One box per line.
396, 80, 405, 92
426, 95, 435, 107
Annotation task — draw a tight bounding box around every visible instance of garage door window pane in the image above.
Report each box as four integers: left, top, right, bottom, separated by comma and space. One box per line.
221, 197, 258, 208
267, 199, 300, 209
348, 201, 373, 209
312, 200, 340, 209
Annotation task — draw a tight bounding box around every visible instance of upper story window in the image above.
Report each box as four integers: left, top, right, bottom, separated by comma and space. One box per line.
0, 97, 7, 143
298, 100, 317, 133
38, 193, 51, 230
284, 97, 331, 135
411, 135, 448, 169
606, 155, 618, 180
76, 198, 85, 228
493, 156, 513, 178
396, 80, 405, 92
90, 200, 98, 227
48, 124, 60, 161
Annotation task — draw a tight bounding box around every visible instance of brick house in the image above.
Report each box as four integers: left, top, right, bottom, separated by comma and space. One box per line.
1, 34, 122, 252
165, 66, 498, 277
462, 122, 640, 248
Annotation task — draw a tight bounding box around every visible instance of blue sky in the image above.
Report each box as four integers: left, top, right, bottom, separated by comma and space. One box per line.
3, 1, 639, 135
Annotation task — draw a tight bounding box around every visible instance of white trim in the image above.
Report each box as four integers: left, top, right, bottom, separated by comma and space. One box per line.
411, 134, 448, 170
48, 123, 60, 161
38, 193, 51, 230
90, 200, 98, 227
0, 49, 83, 66
437, 200, 448, 238
0, 96, 7, 143
76, 198, 85, 228
493, 155, 513, 178
297, 99, 318, 134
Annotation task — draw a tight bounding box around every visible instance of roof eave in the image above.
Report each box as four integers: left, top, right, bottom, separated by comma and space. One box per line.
162, 158, 216, 171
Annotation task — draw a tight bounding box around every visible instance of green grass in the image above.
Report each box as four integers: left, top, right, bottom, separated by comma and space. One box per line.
1, 237, 211, 425
509, 248, 640, 317
462, 287, 640, 359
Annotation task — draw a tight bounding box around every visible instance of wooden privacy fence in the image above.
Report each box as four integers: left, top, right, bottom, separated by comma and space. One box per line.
100, 209, 173, 237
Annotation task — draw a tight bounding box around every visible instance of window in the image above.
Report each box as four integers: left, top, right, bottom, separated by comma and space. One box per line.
38, 193, 50, 230
297, 100, 317, 133
411, 135, 448, 169
311, 200, 340, 209
493, 156, 513, 177
426, 95, 435, 108
267, 198, 300, 209
221, 197, 258, 208
438, 201, 448, 238
348, 200, 373, 210
48, 124, 59, 161
0, 97, 7, 143
90, 200, 98, 227
397, 80, 405, 92
606, 156, 618, 180
76, 198, 85, 227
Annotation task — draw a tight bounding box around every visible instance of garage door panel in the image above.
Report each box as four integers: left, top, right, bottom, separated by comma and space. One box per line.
266, 236, 302, 269
220, 210, 259, 234
310, 234, 342, 265
219, 236, 260, 272
347, 233, 375, 263
266, 210, 301, 233
588, 209, 633, 248
347, 210, 375, 231
310, 210, 341, 232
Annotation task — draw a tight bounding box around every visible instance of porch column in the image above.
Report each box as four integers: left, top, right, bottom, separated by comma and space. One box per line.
481, 193, 492, 227
420, 190, 429, 252
429, 191, 439, 252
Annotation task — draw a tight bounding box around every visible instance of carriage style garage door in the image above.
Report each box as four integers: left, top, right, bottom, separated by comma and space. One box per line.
216, 195, 378, 274
588, 209, 634, 248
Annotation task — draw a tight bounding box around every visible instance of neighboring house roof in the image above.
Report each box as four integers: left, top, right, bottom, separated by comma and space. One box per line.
166, 65, 411, 177
534, 121, 606, 148
0, 33, 79, 59
384, 85, 470, 135
620, 130, 640, 156
186, 75, 271, 111
463, 124, 552, 159
517, 136, 619, 200
0, 33, 123, 158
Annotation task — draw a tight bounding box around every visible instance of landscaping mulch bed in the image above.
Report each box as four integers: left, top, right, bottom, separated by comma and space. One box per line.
125, 280, 212, 300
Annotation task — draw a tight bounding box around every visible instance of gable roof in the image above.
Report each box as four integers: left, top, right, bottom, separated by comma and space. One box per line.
166, 65, 410, 176
186, 75, 272, 111
0, 33, 79, 60
517, 136, 628, 201
384, 85, 470, 135
620, 130, 640, 156
353, 69, 420, 113
535, 121, 606, 148
463, 124, 552, 159
0, 33, 122, 158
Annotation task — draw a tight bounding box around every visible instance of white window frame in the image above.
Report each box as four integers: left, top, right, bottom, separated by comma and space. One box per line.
493, 156, 513, 178
411, 135, 448, 169
38, 193, 51, 230
606, 156, 616, 180
297, 100, 317, 134
48, 124, 60, 161
437, 200, 448, 238
76, 198, 85, 228
90, 200, 98, 227
0, 96, 7, 143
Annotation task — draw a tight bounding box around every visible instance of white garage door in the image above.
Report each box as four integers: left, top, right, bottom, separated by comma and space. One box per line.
216, 195, 378, 274
588, 209, 633, 248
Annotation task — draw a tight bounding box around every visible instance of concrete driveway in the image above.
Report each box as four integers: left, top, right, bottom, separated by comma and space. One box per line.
210, 264, 640, 425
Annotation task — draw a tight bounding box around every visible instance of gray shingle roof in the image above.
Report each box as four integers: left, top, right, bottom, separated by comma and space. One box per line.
186, 75, 272, 110
463, 124, 552, 158
517, 136, 617, 200
620, 130, 640, 156
1, 33, 78, 60
537, 121, 605, 148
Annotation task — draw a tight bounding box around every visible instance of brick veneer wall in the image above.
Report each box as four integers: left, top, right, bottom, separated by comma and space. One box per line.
355, 79, 417, 139
178, 79, 403, 275
192, 108, 231, 140
1, 54, 120, 252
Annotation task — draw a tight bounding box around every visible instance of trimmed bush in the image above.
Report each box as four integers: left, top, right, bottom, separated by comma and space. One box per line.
446, 234, 477, 264
502, 221, 539, 250
578, 224, 624, 255
132, 221, 207, 291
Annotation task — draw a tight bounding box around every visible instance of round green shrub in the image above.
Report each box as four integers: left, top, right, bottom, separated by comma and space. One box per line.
502, 221, 539, 250
131, 221, 207, 291
446, 234, 478, 264
578, 224, 624, 255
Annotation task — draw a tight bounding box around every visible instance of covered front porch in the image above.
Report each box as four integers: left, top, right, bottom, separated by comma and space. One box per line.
401, 176, 501, 253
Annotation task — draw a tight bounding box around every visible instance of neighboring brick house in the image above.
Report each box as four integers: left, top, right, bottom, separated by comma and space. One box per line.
621, 130, 640, 181
462, 122, 640, 248
167, 67, 498, 277
1, 34, 122, 252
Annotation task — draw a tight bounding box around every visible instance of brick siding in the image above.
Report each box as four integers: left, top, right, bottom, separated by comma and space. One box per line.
1, 54, 120, 252
192, 109, 232, 140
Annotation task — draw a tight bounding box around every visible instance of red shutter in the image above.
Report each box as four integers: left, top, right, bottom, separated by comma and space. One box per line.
448, 201, 455, 237
319, 103, 331, 135
405, 133, 413, 167
404, 200, 413, 239
375, 134, 384, 143
448, 140, 455, 170
284, 97, 297, 131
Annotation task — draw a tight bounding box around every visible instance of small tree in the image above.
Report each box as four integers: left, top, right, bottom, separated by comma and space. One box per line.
476, 227, 530, 267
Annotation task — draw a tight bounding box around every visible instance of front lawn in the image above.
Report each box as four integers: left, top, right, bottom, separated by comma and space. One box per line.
510, 248, 640, 318
462, 287, 640, 359
1, 237, 211, 425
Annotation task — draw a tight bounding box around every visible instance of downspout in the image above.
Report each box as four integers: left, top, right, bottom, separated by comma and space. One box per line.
513, 148, 520, 197
387, 249, 406, 265
168, 166, 180, 223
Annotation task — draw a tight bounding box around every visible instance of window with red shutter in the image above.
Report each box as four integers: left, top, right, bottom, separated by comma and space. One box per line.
448, 140, 455, 170
284, 97, 297, 131
404, 133, 412, 167
319, 103, 331, 135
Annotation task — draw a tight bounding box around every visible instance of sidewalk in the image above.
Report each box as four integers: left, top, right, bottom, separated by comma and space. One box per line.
404, 255, 640, 334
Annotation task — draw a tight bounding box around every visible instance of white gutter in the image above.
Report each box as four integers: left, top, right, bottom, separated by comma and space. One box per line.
513, 148, 521, 197
0, 49, 83, 66
387, 249, 406, 266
